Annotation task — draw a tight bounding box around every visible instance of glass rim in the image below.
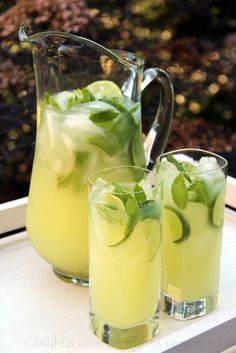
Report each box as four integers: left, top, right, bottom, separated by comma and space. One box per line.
88, 165, 162, 194
158, 148, 228, 175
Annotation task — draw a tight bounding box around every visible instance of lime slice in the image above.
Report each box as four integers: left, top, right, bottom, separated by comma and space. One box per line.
101, 193, 125, 210
212, 190, 225, 227
164, 206, 190, 243
97, 194, 128, 246
121, 218, 161, 262
86, 80, 122, 100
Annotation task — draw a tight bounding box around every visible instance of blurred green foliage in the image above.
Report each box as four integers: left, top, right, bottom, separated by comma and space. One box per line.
0, 0, 236, 202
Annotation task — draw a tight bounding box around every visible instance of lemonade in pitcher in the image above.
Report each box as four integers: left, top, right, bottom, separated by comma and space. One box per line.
26, 81, 146, 283
19, 26, 174, 284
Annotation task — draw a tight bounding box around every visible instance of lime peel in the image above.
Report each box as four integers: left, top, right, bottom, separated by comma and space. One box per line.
212, 190, 225, 227
164, 206, 190, 244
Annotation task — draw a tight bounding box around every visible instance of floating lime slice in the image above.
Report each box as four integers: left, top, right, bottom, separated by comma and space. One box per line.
164, 206, 190, 243
86, 80, 122, 100
101, 193, 125, 210
212, 190, 225, 227
121, 218, 161, 262
97, 193, 128, 246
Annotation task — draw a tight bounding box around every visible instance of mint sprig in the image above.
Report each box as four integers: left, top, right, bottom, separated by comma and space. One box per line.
98, 182, 161, 244
167, 154, 210, 209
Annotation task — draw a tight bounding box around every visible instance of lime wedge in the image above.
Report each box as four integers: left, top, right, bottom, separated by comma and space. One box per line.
164, 206, 190, 243
86, 80, 122, 100
212, 190, 225, 227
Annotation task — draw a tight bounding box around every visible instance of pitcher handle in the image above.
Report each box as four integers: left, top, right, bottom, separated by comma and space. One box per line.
142, 68, 174, 167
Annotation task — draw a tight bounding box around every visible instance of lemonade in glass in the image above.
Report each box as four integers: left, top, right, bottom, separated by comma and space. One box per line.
89, 166, 162, 349
26, 81, 146, 284
157, 149, 228, 319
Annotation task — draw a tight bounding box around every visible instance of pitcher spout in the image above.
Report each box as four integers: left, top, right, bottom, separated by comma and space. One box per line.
19, 24, 37, 42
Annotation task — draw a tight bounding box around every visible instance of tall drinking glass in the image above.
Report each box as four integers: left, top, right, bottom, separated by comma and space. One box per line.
89, 166, 162, 348
157, 149, 228, 320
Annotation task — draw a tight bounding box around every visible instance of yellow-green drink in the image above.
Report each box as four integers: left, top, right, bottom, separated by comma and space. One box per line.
89, 166, 162, 349
26, 81, 146, 285
157, 149, 228, 319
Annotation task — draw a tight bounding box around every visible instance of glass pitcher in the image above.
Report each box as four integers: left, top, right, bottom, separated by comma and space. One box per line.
19, 24, 174, 285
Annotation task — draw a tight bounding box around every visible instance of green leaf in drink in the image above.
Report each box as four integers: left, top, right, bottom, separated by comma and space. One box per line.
89, 109, 121, 129
134, 184, 147, 205
94, 179, 161, 245
130, 129, 146, 170
102, 97, 128, 112
43, 92, 61, 111
171, 173, 188, 210
81, 88, 95, 102
125, 196, 139, 217
166, 153, 212, 211
188, 180, 210, 206
112, 183, 129, 204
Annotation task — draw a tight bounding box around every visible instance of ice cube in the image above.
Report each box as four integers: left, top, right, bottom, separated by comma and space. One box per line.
54, 91, 77, 111
157, 160, 179, 186
62, 101, 118, 147
196, 156, 224, 181
196, 157, 219, 173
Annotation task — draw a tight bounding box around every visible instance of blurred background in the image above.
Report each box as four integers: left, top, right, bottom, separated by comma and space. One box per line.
0, 0, 236, 203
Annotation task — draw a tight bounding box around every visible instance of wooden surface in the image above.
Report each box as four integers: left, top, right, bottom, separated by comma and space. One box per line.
0, 209, 236, 353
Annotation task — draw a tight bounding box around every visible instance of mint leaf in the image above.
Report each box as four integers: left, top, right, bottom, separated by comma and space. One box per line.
188, 180, 210, 206
171, 174, 188, 209
101, 97, 127, 112
129, 103, 140, 114
112, 183, 129, 204
75, 151, 89, 165
125, 213, 139, 238
44, 92, 61, 111
134, 184, 146, 205
125, 196, 139, 216
88, 136, 119, 156
89, 110, 120, 129
81, 88, 95, 102
130, 129, 146, 170
167, 154, 191, 183
124, 196, 139, 237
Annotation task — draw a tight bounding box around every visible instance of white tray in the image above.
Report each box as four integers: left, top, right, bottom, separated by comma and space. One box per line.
0, 209, 236, 353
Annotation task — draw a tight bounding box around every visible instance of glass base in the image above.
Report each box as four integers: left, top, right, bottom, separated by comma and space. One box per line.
53, 267, 89, 286
89, 312, 159, 349
161, 292, 218, 320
